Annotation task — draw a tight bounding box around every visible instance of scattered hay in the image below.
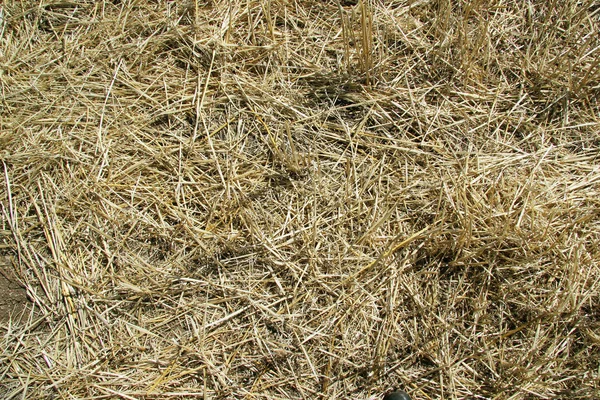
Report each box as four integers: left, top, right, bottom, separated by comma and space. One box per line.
1, 0, 599, 398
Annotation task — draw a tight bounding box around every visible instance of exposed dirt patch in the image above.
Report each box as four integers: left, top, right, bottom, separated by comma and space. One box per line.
0, 255, 29, 324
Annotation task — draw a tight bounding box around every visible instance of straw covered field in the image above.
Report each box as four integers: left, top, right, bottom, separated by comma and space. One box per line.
1, 0, 600, 398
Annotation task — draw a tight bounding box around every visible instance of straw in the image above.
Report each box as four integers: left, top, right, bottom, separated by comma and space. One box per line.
1, 1, 599, 398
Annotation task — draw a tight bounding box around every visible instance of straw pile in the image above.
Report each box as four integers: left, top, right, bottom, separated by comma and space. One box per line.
1, 1, 599, 398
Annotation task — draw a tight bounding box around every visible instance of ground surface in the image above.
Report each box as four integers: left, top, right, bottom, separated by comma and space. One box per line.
0, 256, 29, 324
1, 1, 600, 399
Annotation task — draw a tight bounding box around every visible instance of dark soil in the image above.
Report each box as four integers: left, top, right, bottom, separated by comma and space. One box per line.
0, 256, 29, 324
